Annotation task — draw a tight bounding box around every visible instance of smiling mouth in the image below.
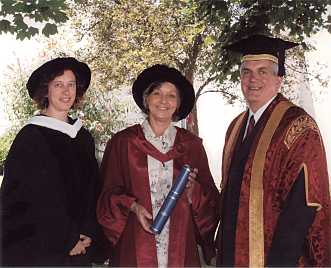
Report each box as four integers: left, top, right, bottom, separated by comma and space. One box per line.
60, 98, 72, 103
248, 86, 261, 91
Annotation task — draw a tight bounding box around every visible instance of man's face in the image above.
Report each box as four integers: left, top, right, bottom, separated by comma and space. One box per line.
240, 59, 283, 112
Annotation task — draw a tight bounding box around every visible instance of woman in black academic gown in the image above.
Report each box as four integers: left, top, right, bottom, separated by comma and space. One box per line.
0, 57, 106, 266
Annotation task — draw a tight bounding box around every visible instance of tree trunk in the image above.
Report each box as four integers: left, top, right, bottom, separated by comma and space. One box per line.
187, 104, 199, 135
181, 33, 204, 136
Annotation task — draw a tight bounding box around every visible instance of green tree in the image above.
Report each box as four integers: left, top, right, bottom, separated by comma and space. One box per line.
0, 0, 71, 39
0, 58, 36, 171
70, 0, 223, 134
197, 0, 331, 84
69, 0, 331, 135
0, 130, 15, 173
3, 1, 329, 135
73, 85, 142, 161
0, 58, 36, 131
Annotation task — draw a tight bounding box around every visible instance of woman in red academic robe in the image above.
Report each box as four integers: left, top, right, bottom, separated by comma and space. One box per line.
97, 64, 220, 267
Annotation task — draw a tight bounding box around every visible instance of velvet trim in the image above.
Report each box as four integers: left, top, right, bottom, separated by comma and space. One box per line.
131, 124, 187, 163
301, 163, 322, 211
218, 94, 330, 266
25, 115, 82, 138
242, 54, 278, 64
249, 101, 293, 267
221, 112, 246, 191
127, 125, 194, 267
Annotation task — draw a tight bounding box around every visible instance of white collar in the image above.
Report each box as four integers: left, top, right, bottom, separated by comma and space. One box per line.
141, 119, 177, 152
248, 95, 277, 123
25, 115, 83, 138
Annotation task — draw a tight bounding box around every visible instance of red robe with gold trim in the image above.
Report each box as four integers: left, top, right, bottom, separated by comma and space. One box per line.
216, 94, 330, 267
97, 124, 220, 267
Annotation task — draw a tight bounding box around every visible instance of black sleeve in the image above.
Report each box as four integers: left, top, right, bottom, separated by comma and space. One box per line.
267, 169, 316, 267
79, 132, 100, 238
78, 130, 109, 264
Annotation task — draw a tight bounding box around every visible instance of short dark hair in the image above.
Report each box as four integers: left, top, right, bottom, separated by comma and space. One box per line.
32, 68, 86, 109
142, 81, 182, 121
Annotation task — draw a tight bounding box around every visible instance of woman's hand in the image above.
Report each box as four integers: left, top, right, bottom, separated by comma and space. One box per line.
69, 234, 92, 256
186, 168, 198, 203
130, 202, 154, 234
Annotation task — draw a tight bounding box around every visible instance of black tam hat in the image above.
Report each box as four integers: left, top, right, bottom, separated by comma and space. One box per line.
224, 34, 299, 76
132, 64, 195, 121
27, 57, 91, 99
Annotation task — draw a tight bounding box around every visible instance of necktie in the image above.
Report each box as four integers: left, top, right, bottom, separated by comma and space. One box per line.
246, 115, 255, 138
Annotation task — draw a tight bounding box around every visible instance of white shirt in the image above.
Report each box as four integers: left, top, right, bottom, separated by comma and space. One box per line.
141, 119, 177, 268
244, 95, 277, 138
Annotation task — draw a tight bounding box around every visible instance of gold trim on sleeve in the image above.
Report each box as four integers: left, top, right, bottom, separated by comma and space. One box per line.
284, 115, 319, 149
301, 163, 322, 211
221, 112, 246, 190
249, 101, 293, 267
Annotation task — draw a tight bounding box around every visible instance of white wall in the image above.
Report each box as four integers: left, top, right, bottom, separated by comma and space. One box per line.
197, 91, 243, 186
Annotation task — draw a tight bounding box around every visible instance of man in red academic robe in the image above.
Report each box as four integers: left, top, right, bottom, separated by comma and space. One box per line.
216, 34, 330, 267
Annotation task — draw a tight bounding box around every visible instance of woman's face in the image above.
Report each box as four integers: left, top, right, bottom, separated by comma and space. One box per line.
146, 82, 179, 124
46, 69, 77, 115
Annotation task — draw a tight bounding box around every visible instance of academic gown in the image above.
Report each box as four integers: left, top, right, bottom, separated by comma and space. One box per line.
97, 124, 220, 267
0, 116, 106, 266
216, 94, 330, 267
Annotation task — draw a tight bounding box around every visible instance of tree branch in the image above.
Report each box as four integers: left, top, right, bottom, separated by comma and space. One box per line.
199, 89, 237, 100
195, 75, 217, 100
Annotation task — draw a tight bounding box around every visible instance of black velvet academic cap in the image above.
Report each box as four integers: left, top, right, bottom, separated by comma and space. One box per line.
224, 34, 299, 76
27, 57, 91, 99
132, 64, 195, 121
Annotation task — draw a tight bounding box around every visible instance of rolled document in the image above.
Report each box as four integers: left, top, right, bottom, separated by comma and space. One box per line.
150, 164, 192, 234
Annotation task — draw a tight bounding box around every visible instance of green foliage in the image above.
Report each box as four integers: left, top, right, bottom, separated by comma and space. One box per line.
0, 0, 71, 39
197, 0, 331, 85
0, 61, 36, 131
71, 84, 142, 155
0, 59, 39, 172
2, 1, 330, 140
199, 0, 331, 40
70, 0, 215, 89
66, 0, 331, 135
42, 22, 58, 36
0, 131, 15, 173
71, 0, 331, 102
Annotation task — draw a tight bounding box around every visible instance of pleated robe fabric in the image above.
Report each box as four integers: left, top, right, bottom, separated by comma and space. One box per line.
97, 124, 220, 267
216, 94, 330, 267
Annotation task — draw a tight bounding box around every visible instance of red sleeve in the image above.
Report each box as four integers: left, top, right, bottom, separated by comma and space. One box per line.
96, 135, 136, 246
191, 142, 221, 263
280, 120, 330, 266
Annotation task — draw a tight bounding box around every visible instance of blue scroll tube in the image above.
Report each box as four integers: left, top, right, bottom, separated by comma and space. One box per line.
150, 164, 192, 234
